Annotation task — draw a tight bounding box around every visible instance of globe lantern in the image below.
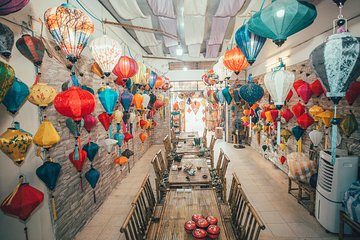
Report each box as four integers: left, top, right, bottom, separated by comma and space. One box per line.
16, 35, 45, 67
223, 47, 249, 74
44, 3, 94, 64
235, 22, 267, 65
248, 0, 317, 47
0, 22, 14, 58
113, 56, 138, 80
90, 35, 122, 77
28, 83, 57, 108
0, 61, 15, 102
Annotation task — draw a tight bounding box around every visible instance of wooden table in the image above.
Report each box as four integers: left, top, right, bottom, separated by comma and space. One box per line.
178, 131, 199, 141
169, 157, 211, 188
154, 189, 230, 239
176, 142, 201, 155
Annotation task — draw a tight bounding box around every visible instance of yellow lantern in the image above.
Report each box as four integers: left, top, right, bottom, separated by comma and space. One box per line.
241, 116, 249, 123
309, 105, 324, 121
28, 83, 57, 107
279, 143, 287, 151
265, 111, 272, 122
143, 68, 151, 85
113, 110, 123, 124
131, 61, 146, 85
316, 110, 334, 128
133, 93, 144, 110
262, 125, 268, 132
201, 99, 207, 107
0, 124, 33, 165
91, 62, 104, 79
253, 124, 261, 132
33, 119, 61, 149
281, 129, 292, 143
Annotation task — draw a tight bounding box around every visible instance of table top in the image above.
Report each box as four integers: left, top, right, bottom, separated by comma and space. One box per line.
178, 131, 199, 140
169, 158, 210, 187
155, 189, 229, 239
176, 143, 201, 155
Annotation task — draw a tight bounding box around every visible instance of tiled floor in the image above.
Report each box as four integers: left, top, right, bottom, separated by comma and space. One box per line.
76, 140, 338, 240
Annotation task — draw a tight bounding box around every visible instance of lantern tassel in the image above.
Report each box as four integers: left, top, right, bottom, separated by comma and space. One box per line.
24, 226, 29, 240
51, 195, 57, 221
297, 138, 302, 153
71, 72, 80, 87
93, 190, 96, 203
109, 125, 113, 139
331, 104, 338, 164
4, 176, 24, 205
249, 116, 252, 138
74, 144, 79, 160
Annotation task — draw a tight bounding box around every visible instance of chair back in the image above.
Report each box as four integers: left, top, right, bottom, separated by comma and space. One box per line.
156, 150, 167, 173
216, 148, 224, 176
202, 128, 207, 147
220, 154, 230, 182
163, 135, 172, 153
120, 205, 144, 240
151, 156, 162, 180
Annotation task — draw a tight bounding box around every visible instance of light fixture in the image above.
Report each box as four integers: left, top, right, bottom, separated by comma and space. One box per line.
183, 66, 188, 71
176, 45, 183, 56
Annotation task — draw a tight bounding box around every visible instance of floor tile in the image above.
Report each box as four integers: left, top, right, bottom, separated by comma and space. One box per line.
267, 223, 297, 238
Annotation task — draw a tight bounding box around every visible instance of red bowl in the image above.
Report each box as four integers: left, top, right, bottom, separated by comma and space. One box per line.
192, 214, 204, 222
206, 216, 218, 225
196, 218, 209, 229
184, 220, 196, 233
192, 228, 207, 239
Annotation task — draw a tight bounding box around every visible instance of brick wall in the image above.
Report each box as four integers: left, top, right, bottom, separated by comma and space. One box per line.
150, 92, 170, 145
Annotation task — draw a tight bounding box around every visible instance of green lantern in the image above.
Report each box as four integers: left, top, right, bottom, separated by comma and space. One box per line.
0, 61, 15, 102
248, 0, 317, 47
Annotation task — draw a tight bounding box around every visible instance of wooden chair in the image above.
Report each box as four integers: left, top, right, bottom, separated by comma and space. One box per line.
156, 150, 167, 174
220, 154, 231, 201
120, 205, 144, 240
208, 135, 216, 168
151, 156, 162, 202
220, 173, 241, 220
216, 148, 224, 176
170, 128, 177, 149
202, 128, 207, 147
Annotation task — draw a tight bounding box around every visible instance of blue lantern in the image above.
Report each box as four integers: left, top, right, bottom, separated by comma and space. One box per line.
120, 91, 133, 112
239, 74, 264, 107
233, 88, 242, 104
222, 86, 232, 105
216, 89, 225, 105
126, 78, 133, 90
66, 118, 84, 137
114, 132, 125, 147
36, 161, 61, 191
82, 142, 99, 161
85, 167, 100, 203
2, 78, 29, 114
149, 71, 157, 89
81, 85, 95, 95
98, 86, 119, 115
235, 23, 266, 65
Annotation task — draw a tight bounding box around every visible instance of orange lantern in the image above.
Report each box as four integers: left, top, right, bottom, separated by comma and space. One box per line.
243, 109, 251, 116
114, 156, 128, 165
154, 77, 164, 89
113, 56, 138, 80
139, 132, 147, 143
133, 93, 144, 110
223, 47, 249, 74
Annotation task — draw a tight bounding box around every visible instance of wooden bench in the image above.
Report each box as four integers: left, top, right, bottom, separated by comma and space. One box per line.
339, 211, 360, 240
288, 177, 316, 216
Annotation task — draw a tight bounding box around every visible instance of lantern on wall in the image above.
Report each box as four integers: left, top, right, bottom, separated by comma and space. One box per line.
124, 132, 133, 143
82, 141, 99, 162
286, 89, 293, 102
293, 79, 305, 94
2, 78, 29, 114
28, 83, 57, 108
216, 90, 225, 105
33, 119, 61, 149
281, 129, 292, 143
90, 35, 122, 77
0, 22, 14, 58
91, 62, 104, 79
345, 81, 360, 106
340, 111, 358, 137
235, 22, 266, 65
309, 129, 324, 148
69, 149, 87, 190
149, 71, 157, 89
131, 61, 146, 85
114, 131, 125, 147
113, 109, 123, 124
114, 156, 128, 165
297, 113, 314, 130
66, 118, 83, 137
310, 31, 360, 163
264, 61, 294, 145
292, 101, 305, 119
98, 112, 113, 132
292, 125, 305, 152
316, 110, 334, 128
309, 79, 324, 97
104, 138, 117, 154
16, 35, 45, 67
297, 82, 313, 104
223, 47, 249, 74
85, 167, 100, 203
44, 3, 94, 64
0, 61, 15, 102
281, 109, 294, 123
113, 56, 138, 80
139, 132, 147, 143
248, 0, 317, 47
98, 86, 119, 115
309, 105, 324, 121
133, 93, 144, 110
83, 114, 97, 133
239, 74, 264, 107
120, 91, 133, 112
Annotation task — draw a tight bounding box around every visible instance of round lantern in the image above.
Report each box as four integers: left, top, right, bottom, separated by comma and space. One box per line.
0, 22, 14, 58
28, 83, 57, 108
44, 3, 94, 64
90, 35, 121, 77
154, 77, 164, 89
33, 119, 61, 149
223, 47, 249, 74
113, 56, 138, 80
196, 218, 209, 229
2, 78, 29, 114
206, 216, 218, 225
0, 61, 15, 102
16, 34, 45, 67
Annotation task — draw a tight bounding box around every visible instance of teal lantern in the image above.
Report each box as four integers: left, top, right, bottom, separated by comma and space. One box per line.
114, 132, 125, 147
2, 78, 29, 114
222, 86, 232, 105
85, 167, 100, 203
66, 118, 84, 138
235, 23, 267, 65
248, 0, 317, 47
239, 74, 264, 107
81, 85, 95, 95
82, 142, 99, 162
216, 89, 225, 105
98, 86, 119, 115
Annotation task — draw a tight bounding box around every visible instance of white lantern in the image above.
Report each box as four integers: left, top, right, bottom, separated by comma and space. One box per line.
90, 35, 122, 77
129, 111, 136, 123
309, 129, 323, 147
213, 56, 232, 81
142, 93, 150, 108
104, 138, 118, 153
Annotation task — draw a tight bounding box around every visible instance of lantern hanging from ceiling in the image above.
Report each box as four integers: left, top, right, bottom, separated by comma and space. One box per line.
310, 31, 360, 163
213, 56, 232, 81
83, 114, 97, 133
248, 0, 317, 47
85, 167, 100, 203
139, 132, 147, 143
0, 22, 14, 58
281, 129, 292, 143
142, 93, 150, 109
0, 61, 15, 102
309, 105, 324, 121
309, 129, 323, 148
120, 91, 133, 112
113, 56, 138, 79
154, 76, 164, 89
69, 149, 87, 173
98, 112, 113, 132
286, 89, 293, 102
340, 111, 358, 137
0, 122, 32, 166
235, 22, 267, 65
0, 0, 30, 16
28, 83, 57, 108
281, 109, 294, 123
131, 61, 146, 85
91, 62, 104, 79
33, 119, 61, 149
297, 113, 314, 130
16, 35, 45, 67
309, 79, 324, 97
98, 86, 119, 115
292, 125, 305, 152
44, 3, 94, 64
223, 47, 249, 74
222, 87, 232, 105
82, 141, 99, 162
149, 71, 157, 89
81, 85, 95, 95
133, 93, 144, 110
264, 61, 294, 145
297, 82, 313, 104
154, 99, 165, 110
1, 176, 43, 240
293, 79, 306, 94
90, 35, 122, 77
239, 74, 264, 107
66, 118, 83, 138
216, 90, 225, 105
2, 78, 29, 114
345, 81, 360, 106
292, 101, 305, 118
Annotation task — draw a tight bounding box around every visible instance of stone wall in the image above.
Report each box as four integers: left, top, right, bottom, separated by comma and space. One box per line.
42, 54, 153, 240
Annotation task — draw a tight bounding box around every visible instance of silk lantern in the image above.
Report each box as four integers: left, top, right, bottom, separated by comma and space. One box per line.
83, 114, 97, 133
309, 105, 324, 121
16, 35, 45, 67
28, 83, 57, 108
90, 35, 121, 77
154, 77, 164, 89
149, 71, 157, 89
310, 32, 360, 163
133, 93, 144, 110
264, 62, 294, 145
122, 149, 134, 158
216, 90, 225, 105
293, 79, 306, 94
292, 125, 305, 152
142, 93, 150, 109
104, 138, 117, 153
248, 0, 317, 47
124, 132, 133, 143
0, 123, 32, 166
297, 82, 313, 104
85, 167, 100, 203
113, 109, 124, 124
281, 109, 294, 123
340, 112, 358, 137
82, 141, 99, 162
279, 143, 287, 151
44, 3, 94, 64
0, 61, 15, 102
281, 129, 292, 143
114, 156, 128, 165
222, 86, 232, 105
309, 129, 323, 147
292, 102, 305, 118
66, 118, 84, 138
120, 91, 133, 112
2, 78, 29, 114
0, 22, 14, 58
139, 132, 147, 143
113, 56, 138, 80
131, 61, 146, 85
0, 0, 30, 16
69, 149, 87, 190
98, 86, 119, 115
286, 89, 293, 102
309, 79, 324, 97
1, 176, 43, 240
114, 132, 125, 147
223, 47, 249, 74
316, 110, 334, 128
123, 112, 130, 124
345, 81, 360, 106
279, 156, 286, 165
81, 85, 95, 95
297, 113, 314, 130
235, 22, 266, 65
91, 62, 104, 79
34, 119, 61, 149
154, 99, 165, 109
240, 74, 264, 107
98, 112, 113, 131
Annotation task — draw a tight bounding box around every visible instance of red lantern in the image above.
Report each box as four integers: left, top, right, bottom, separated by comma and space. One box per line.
98, 112, 113, 131
115, 78, 126, 86
113, 56, 138, 79
293, 79, 305, 94
292, 102, 305, 118
83, 114, 97, 133
69, 149, 87, 172
309, 79, 324, 97
154, 99, 165, 109
281, 109, 294, 123
54, 87, 96, 122
279, 156, 286, 165
297, 113, 314, 130
297, 82, 313, 104
152, 121, 157, 127
260, 111, 266, 120
139, 119, 147, 129
286, 89, 293, 102
345, 81, 360, 106
269, 110, 279, 122
223, 47, 249, 74
124, 132, 133, 142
